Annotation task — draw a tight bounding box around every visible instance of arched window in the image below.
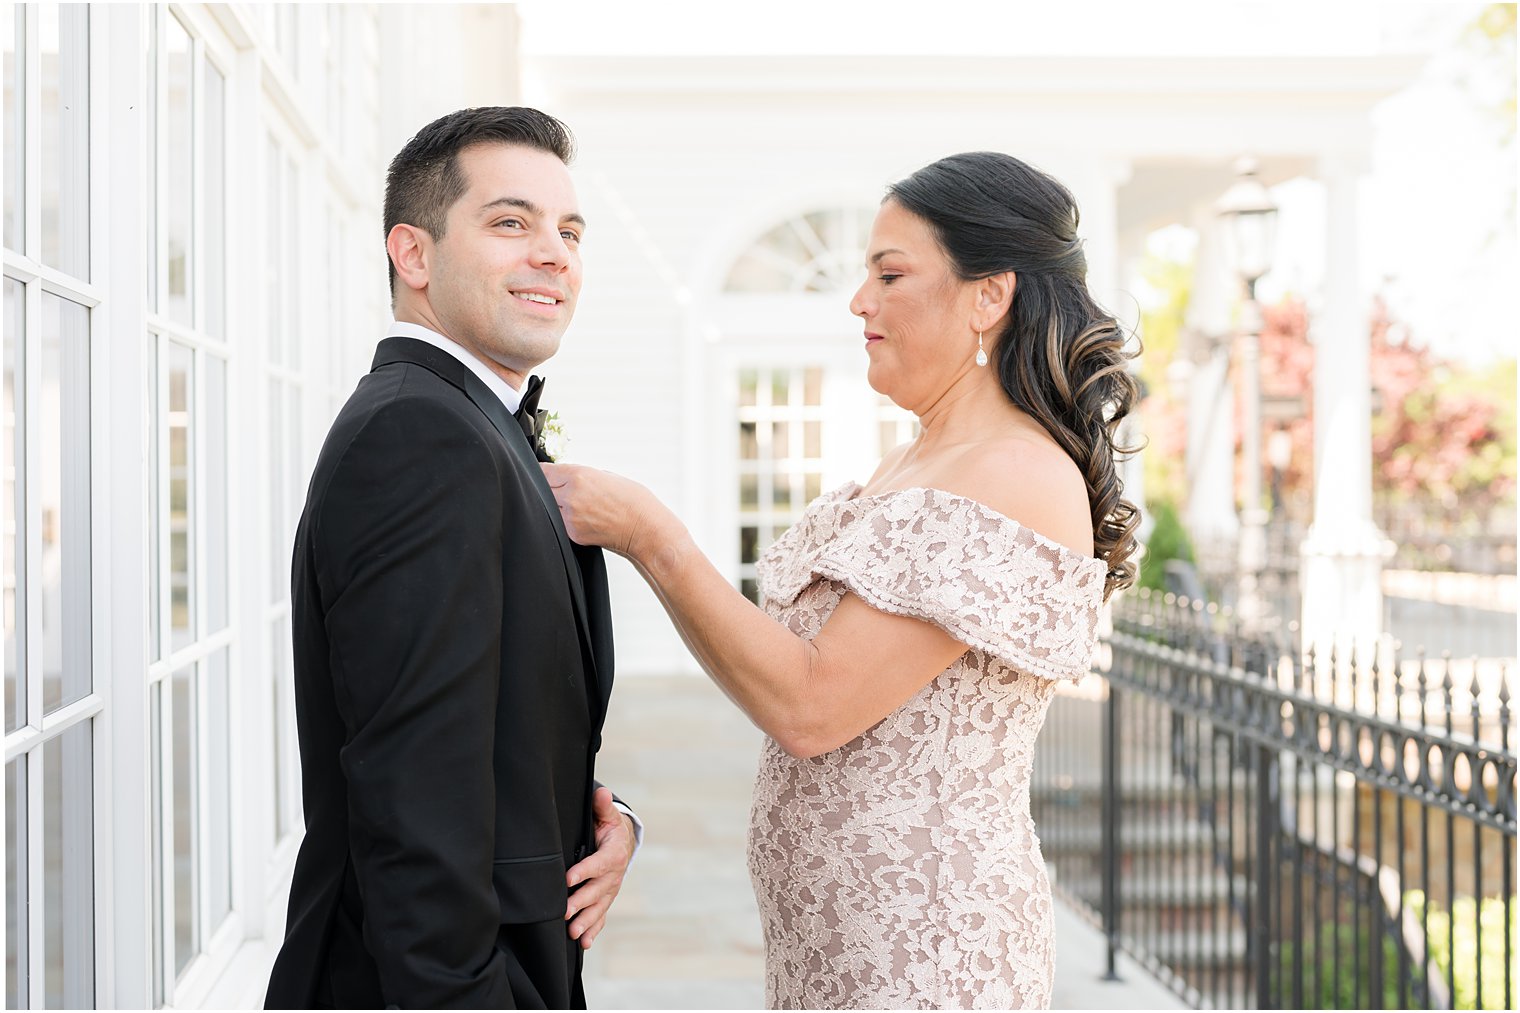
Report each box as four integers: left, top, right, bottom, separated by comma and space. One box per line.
723, 208, 875, 293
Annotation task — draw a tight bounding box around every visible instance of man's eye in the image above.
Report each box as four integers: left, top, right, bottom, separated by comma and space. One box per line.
560, 230, 581, 243
879, 274, 901, 284
495, 218, 525, 229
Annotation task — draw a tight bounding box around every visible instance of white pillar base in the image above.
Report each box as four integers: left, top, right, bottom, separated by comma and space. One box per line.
1299, 519, 1391, 651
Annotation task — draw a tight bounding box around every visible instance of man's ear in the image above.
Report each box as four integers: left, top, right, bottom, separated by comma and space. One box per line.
972, 270, 1016, 333
386, 223, 432, 293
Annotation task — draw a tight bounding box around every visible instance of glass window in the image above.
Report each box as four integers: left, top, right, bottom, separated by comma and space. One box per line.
205, 649, 232, 930
147, 335, 160, 662
203, 62, 226, 340
206, 357, 228, 634
170, 663, 194, 975
736, 367, 827, 602
39, 4, 89, 280
3, 6, 22, 252
149, 682, 164, 1008
6, 756, 24, 1009
165, 14, 192, 326
40, 294, 91, 714
5, 276, 21, 733
43, 721, 94, 1008
724, 208, 874, 293
876, 393, 919, 456
167, 342, 193, 653
145, 15, 157, 311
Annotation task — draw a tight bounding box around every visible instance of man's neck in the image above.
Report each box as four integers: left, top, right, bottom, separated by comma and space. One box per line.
391, 307, 528, 391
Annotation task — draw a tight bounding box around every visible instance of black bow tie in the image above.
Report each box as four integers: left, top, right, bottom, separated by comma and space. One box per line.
513, 374, 552, 462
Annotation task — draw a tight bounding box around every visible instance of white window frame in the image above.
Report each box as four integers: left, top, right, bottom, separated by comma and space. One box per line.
3, 4, 391, 1006
3, 4, 111, 1008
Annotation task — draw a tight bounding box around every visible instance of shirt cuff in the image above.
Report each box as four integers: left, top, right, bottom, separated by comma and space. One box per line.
610, 799, 644, 862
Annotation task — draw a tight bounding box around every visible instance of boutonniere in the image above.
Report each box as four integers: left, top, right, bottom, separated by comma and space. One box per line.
537, 411, 568, 462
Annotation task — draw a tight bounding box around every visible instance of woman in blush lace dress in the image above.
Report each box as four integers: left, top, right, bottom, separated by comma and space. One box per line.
547, 151, 1140, 1010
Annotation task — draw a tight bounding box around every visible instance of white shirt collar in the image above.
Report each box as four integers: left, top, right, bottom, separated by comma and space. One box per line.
387, 320, 527, 414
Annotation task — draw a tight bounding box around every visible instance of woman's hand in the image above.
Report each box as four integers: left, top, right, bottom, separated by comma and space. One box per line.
541, 462, 680, 565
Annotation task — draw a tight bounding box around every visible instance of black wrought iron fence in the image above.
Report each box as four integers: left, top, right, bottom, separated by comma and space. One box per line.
1033, 589, 1518, 1010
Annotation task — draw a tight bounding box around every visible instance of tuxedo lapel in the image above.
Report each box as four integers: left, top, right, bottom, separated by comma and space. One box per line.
369, 338, 603, 708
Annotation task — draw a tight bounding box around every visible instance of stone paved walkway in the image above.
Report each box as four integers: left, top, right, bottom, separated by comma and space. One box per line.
582, 675, 1188, 1010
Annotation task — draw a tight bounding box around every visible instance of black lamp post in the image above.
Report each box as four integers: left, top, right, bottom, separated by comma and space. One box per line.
1217, 157, 1280, 623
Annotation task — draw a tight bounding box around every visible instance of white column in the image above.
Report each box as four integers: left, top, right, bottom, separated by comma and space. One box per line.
1087, 161, 1151, 540
1182, 211, 1239, 584
1300, 154, 1387, 650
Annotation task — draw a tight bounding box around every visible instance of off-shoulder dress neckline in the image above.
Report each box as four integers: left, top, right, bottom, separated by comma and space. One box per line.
834, 480, 1106, 572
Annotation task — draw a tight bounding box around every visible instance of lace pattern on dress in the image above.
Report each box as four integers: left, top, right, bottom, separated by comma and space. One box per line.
747, 483, 1107, 1009
759, 483, 1105, 681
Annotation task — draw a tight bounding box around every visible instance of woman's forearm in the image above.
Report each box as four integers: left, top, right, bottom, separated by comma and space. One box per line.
632, 524, 822, 751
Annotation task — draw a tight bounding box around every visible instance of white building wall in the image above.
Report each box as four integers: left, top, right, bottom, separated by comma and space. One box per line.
526, 53, 1420, 676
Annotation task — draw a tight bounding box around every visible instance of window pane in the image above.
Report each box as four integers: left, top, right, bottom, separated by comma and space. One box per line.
145, 12, 156, 310
267, 378, 284, 597
149, 681, 164, 1007
206, 649, 231, 931
4, 277, 21, 732
281, 153, 299, 369
41, 294, 91, 714
803, 367, 822, 406
776, 473, 796, 511
6, 755, 25, 1008
770, 372, 788, 408
39, 4, 89, 279
172, 665, 195, 975
264, 135, 282, 369
804, 421, 822, 458
271, 632, 281, 843
205, 357, 227, 633
147, 335, 160, 661
203, 61, 225, 340
738, 369, 757, 407
771, 421, 789, 460
168, 343, 193, 652
165, 14, 192, 326
3, 6, 21, 252
739, 526, 758, 566
738, 421, 756, 460
43, 721, 94, 1008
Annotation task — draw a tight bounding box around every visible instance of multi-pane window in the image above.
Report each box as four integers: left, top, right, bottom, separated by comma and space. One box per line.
736, 367, 826, 602
265, 123, 304, 848
4, 5, 97, 1008
724, 208, 874, 293
876, 393, 919, 456
144, 8, 232, 1003
3, 3, 388, 1007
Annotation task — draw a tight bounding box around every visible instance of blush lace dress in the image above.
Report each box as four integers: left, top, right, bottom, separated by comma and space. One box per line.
748, 483, 1106, 1010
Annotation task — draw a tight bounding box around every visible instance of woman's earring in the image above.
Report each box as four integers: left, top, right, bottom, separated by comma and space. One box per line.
975, 329, 988, 367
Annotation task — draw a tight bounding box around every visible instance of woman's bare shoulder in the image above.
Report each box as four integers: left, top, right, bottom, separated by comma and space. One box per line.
933, 435, 1094, 556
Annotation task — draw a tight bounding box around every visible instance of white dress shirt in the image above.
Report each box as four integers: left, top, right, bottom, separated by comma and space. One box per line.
384, 320, 645, 856
387, 320, 527, 413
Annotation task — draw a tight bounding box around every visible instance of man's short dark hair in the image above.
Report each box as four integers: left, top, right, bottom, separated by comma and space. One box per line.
383, 106, 576, 294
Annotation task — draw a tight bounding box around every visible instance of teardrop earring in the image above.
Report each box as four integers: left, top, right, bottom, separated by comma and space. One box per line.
975, 329, 988, 367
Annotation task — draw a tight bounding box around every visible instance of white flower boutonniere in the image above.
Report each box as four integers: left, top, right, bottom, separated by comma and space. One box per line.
540, 411, 569, 462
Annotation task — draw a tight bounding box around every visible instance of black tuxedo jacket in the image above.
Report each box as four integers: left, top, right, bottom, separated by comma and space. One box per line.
265, 337, 615, 1009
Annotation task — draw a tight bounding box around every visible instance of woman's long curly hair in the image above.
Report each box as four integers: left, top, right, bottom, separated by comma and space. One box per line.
887, 152, 1140, 599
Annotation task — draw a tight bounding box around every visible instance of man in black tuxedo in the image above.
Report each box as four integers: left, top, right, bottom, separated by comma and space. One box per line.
265, 107, 637, 1009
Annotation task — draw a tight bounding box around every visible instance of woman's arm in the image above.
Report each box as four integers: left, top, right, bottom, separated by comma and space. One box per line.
545, 465, 967, 758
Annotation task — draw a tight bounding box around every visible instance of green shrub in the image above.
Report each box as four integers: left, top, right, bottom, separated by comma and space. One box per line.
1407, 890, 1520, 1010
1138, 499, 1194, 593
1275, 921, 1406, 1009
